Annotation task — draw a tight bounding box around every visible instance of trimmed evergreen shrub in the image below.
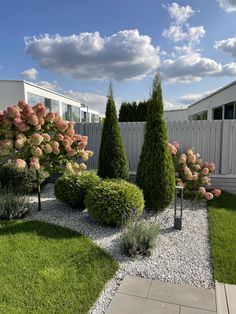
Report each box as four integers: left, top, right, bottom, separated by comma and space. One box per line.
120, 220, 159, 257
54, 171, 100, 210
0, 162, 49, 194
0, 187, 29, 220
97, 84, 129, 180
85, 180, 144, 226
136, 74, 175, 210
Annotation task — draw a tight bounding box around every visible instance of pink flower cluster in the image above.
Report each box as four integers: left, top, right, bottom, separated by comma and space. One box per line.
0, 101, 93, 174
169, 141, 221, 200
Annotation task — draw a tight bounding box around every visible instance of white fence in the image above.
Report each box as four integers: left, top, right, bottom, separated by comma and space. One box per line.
75, 120, 236, 175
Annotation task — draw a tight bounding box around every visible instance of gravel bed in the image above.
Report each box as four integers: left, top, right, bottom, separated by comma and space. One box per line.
27, 183, 214, 314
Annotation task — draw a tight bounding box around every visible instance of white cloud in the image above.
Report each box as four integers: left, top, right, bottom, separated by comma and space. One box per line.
178, 89, 217, 104
215, 35, 236, 57
21, 67, 38, 80
217, 0, 236, 12
164, 101, 183, 110
222, 62, 236, 75
24, 30, 160, 81
35, 80, 59, 91
164, 2, 195, 25
161, 54, 222, 83
162, 25, 205, 44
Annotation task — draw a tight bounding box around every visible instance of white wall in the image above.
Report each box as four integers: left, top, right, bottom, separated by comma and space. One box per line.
0, 81, 25, 110
187, 82, 236, 120
163, 109, 188, 121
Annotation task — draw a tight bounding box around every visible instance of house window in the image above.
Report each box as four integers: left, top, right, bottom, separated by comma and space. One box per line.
71, 106, 80, 122
188, 110, 208, 120
91, 113, 99, 123
62, 103, 72, 121
224, 102, 235, 119
44, 98, 59, 113
27, 93, 44, 106
213, 106, 223, 120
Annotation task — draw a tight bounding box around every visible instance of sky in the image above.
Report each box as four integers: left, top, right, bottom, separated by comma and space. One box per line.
0, 0, 236, 114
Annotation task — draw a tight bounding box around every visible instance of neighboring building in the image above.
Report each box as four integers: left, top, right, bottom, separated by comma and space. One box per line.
163, 109, 188, 121
188, 79, 236, 121
0, 80, 100, 123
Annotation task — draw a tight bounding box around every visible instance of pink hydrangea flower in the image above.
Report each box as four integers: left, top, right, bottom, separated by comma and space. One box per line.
2, 139, 13, 150
172, 141, 180, 149
7, 106, 21, 119
56, 120, 68, 131
31, 134, 44, 146
51, 141, 59, 150
52, 148, 60, 155
45, 112, 55, 122
15, 159, 26, 169
199, 187, 206, 194
42, 133, 51, 142
32, 147, 43, 157
202, 167, 209, 175
202, 176, 209, 184
15, 139, 25, 149
212, 189, 221, 197
56, 133, 64, 141
195, 164, 201, 171
204, 192, 213, 200
43, 143, 53, 154
19, 122, 29, 132
208, 163, 216, 172
79, 163, 87, 171
30, 156, 40, 170
27, 113, 39, 126
67, 149, 76, 157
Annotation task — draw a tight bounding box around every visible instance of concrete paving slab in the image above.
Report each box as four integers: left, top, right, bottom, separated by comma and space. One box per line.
180, 306, 216, 314
215, 281, 228, 314
106, 293, 180, 314
117, 275, 152, 298
225, 284, 236, 314
147, 279, 216, 312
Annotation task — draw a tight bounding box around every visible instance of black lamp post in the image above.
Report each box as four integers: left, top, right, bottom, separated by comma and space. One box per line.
174, 186, 183, 230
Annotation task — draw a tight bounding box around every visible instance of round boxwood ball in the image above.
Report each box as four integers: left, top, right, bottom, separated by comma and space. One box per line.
54, 171, 100, 210
85, 179, 144, 226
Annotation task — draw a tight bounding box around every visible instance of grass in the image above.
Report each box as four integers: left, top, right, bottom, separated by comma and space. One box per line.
0, 220, 118, 314
208, 191, 236, 284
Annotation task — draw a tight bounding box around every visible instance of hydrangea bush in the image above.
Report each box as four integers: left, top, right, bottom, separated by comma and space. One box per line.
168, 141, 221, 200
0, 100, 93, 210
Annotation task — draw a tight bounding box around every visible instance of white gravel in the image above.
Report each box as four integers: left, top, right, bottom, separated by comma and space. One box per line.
27, 183, 214, 314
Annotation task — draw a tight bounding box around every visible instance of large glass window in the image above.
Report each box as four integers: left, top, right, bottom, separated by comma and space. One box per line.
188, 110, 208, 120
71, 106, 80, 122
213, 106, 223, 120
45, 98, 59, 112
91, 113, 99, 123
27, 93, 44, 106
224, 102, 235, 119
81, 111, 87, 123
62, 103, 73, 121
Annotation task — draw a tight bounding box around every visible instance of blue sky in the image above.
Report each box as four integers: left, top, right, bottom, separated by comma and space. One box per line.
0, 0, 236, 114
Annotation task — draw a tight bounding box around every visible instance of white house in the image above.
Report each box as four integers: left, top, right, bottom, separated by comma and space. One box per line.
163, 109, 188, 121
187, 79, 236, 121
0, 80, 100, 123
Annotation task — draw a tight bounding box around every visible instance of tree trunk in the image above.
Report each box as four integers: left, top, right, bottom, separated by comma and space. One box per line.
36, 170, 41, 211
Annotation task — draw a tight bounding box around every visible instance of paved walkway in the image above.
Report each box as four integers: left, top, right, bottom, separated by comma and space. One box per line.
106, 275, 216, 314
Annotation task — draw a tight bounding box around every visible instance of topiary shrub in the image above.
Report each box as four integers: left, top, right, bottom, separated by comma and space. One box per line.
120, 220, 159, 257
97, 83, 129, 180
54, 171, 100, 210
85, 180, 144, 226
0, 187, 29, 220
136, 74, 175, 210
0, 162, 49, 194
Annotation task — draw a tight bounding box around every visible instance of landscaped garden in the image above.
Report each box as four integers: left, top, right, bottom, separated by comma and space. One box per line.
0, 73, 235, 313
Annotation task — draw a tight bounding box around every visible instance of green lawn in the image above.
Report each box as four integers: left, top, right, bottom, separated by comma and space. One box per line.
208, 191, 236, 284
0, 220, 118, 314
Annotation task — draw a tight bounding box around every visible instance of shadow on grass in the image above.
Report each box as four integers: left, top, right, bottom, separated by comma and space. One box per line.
0, 220, 83, 239
208, 190, 236, 211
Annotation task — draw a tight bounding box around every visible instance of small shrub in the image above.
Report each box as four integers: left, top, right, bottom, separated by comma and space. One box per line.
0, 162, 49, 194
0, 187, 29, 220
168, 142, 221, 200
85, 180, 144, 226
120, 220, 159, 257
54, 171, 100, 210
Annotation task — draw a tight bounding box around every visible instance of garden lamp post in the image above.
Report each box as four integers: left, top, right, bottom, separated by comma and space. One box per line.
174, 186, 183, 230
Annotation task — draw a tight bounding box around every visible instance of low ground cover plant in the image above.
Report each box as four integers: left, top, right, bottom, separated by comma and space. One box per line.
54, 171, 100, 210
120, 220, 159, 257
169, 141, 221, 200
85, 179, 144, 226
0, 187, 29, 219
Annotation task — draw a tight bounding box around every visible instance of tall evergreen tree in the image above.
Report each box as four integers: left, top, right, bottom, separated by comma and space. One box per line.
136, 74, 175, 210
98, 83, 129, 180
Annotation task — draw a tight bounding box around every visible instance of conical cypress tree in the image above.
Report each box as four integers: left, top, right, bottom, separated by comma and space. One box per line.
97, 83, 129, 180
136, 74, 175, 210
